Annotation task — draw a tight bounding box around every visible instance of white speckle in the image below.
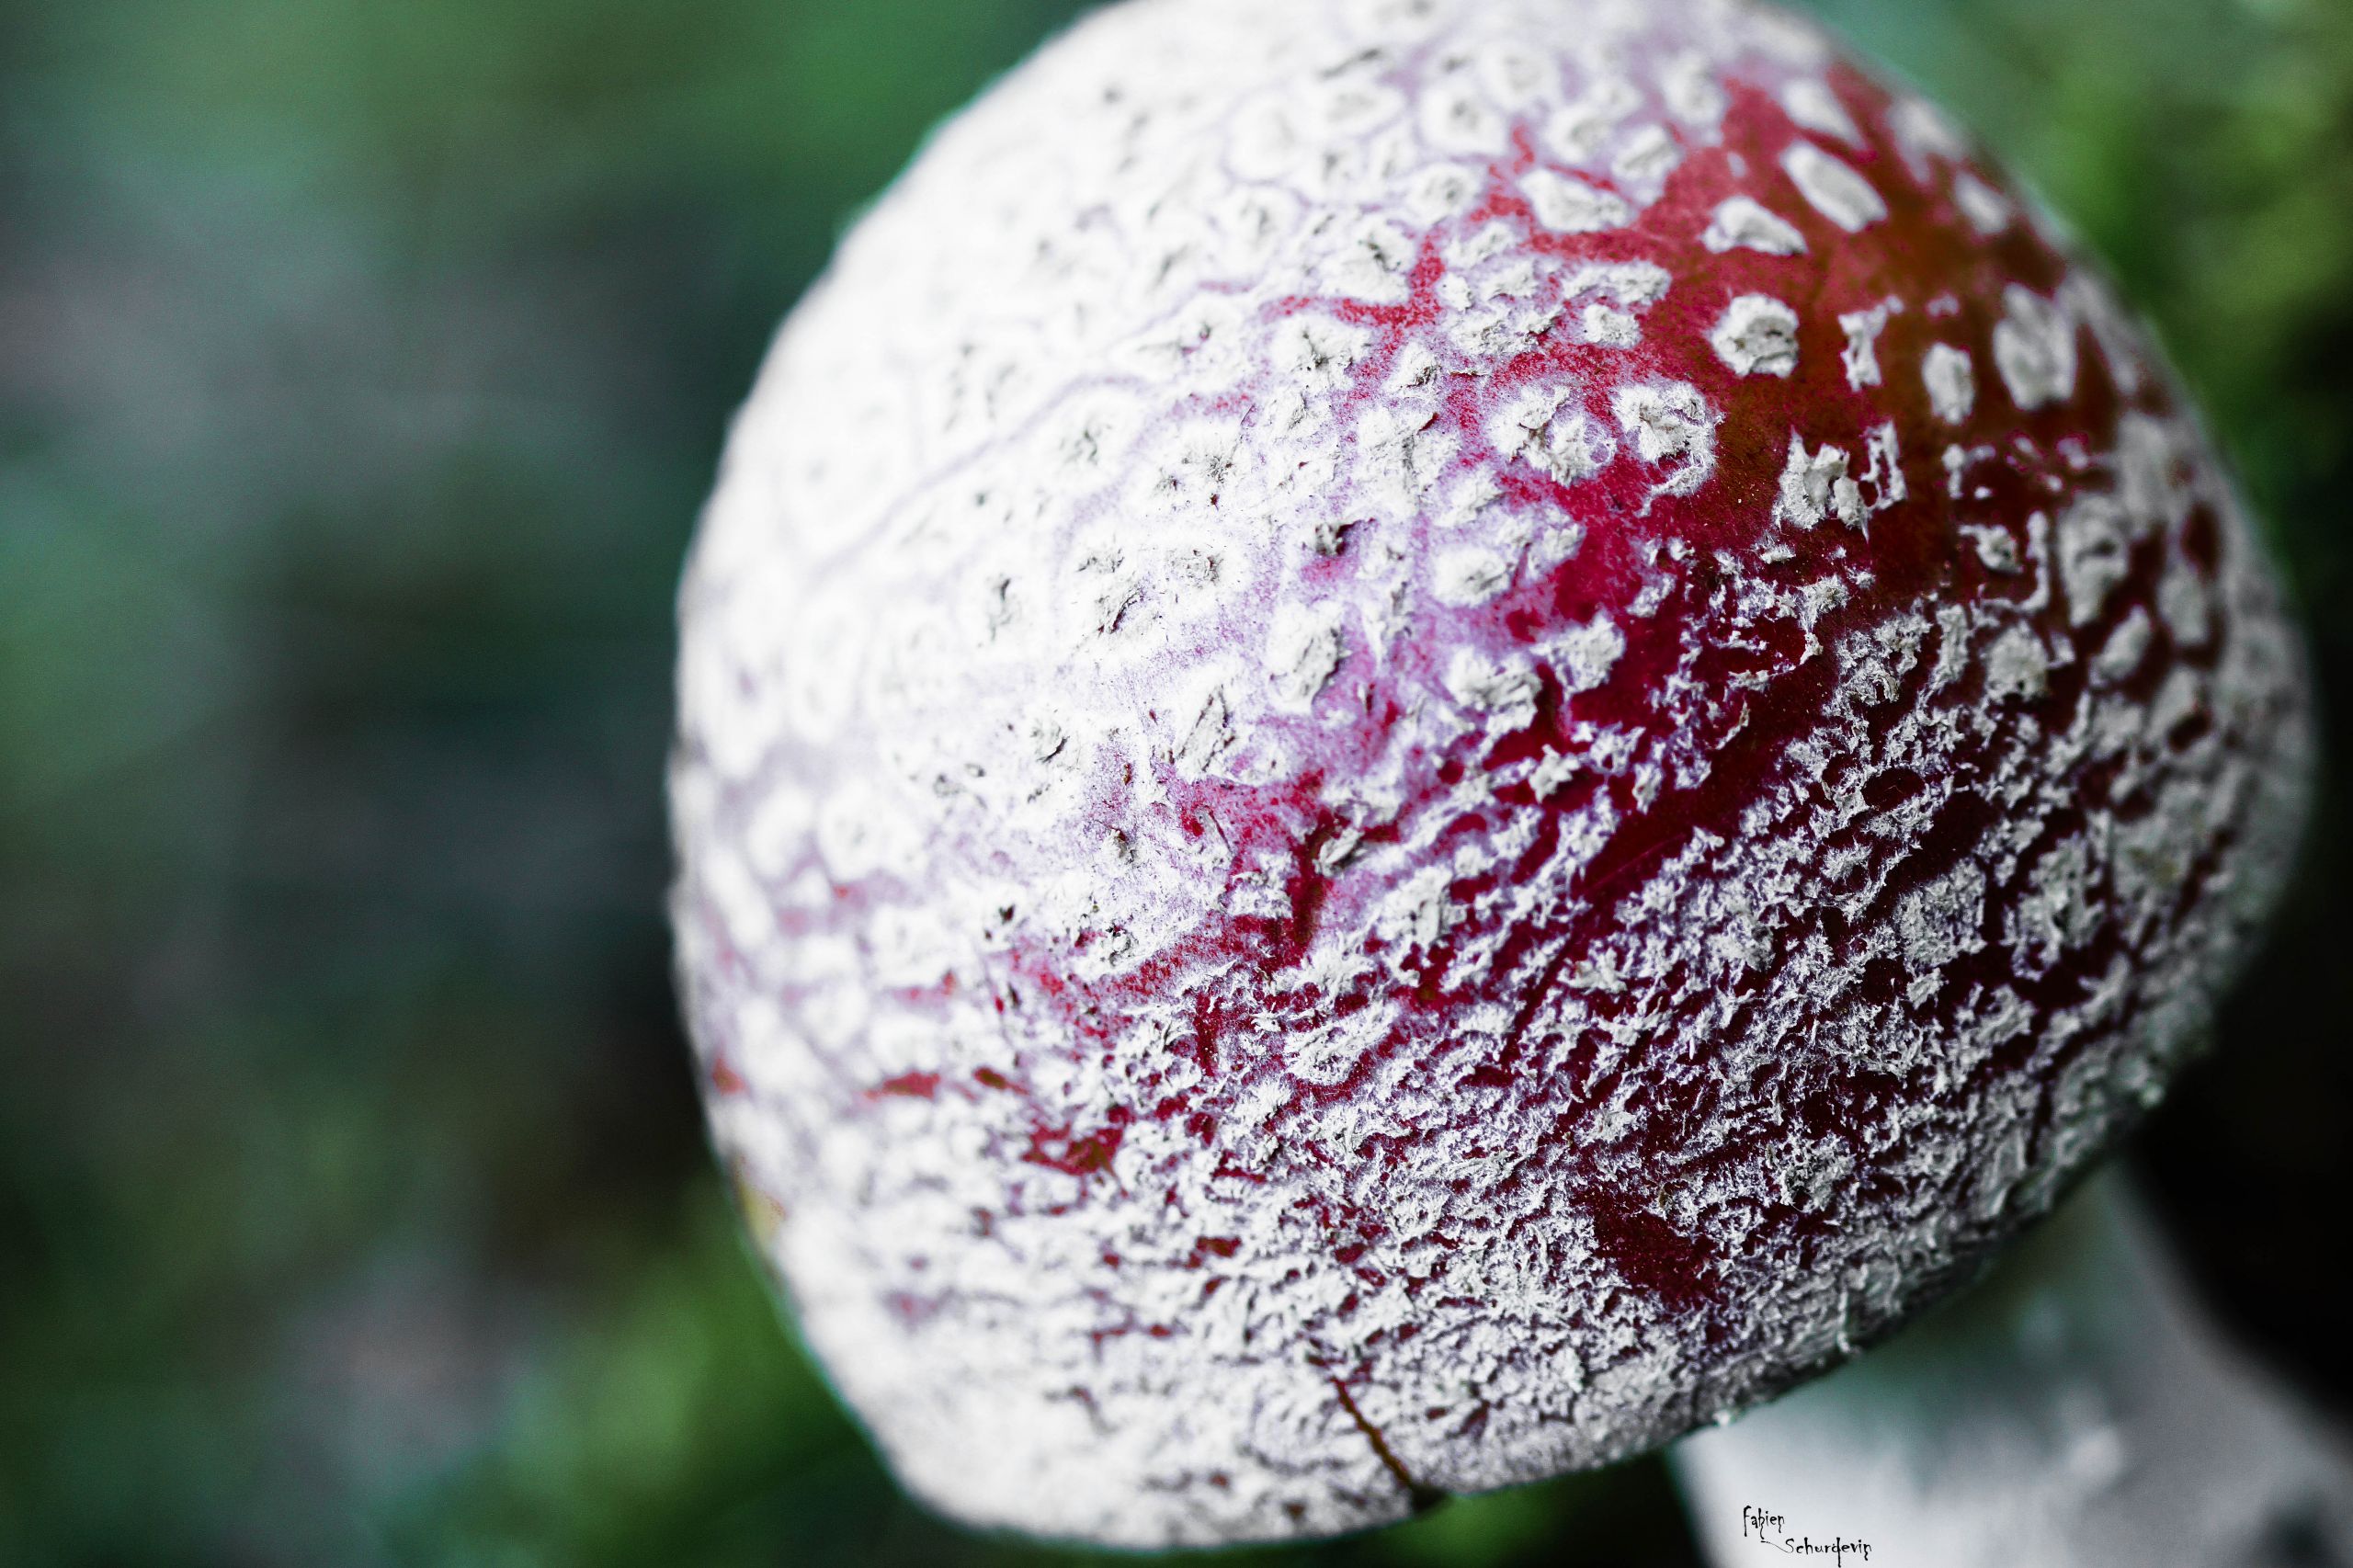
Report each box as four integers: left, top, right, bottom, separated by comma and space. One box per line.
2144, 669, 2206, 755
1546, 77, 1640, 162
1931, 604, 1971, 691
1859, 421, 1906, 514
1448, 222, 1518, 269
1890, 97, 1969, 179
1548, 613, 1626, 692
700, 838, 779, 954
1838, 298, 1904, 389
1781, 79, 1861, 144
1968, 525, 2023, 574
1563, 260, 1674, 309
1388, 341, 1440, 394
1303, 73, 1404, 140
1898, 861, 1988, 971
1174, 685, 1236, 775
2056, 496, 2130, 627
1434, 547, 1516, 607
1492, 384, 1611, 485
1746, 8, 1834, 65
1584, 304, 1641, 347
1612, 381, 1720, 497
1404, 162, 1483, 224
1522, 168, 1632, 233
2116, 415, 2190, 540
1313, 826, 1366, 876
1266, 602, 1347, 710
1418, 74, 1507, 155
2024, 510, 2057, 607
1528, 518, 1585, 575
2158, 556, 2214, 648
1443, 649, 1540, 730
1994, 285, 2080, 411
1323, 217, 1419, 302
1224, 93, 1306, 182
1952, 170, 2014, 235
1984, 624, 2052, 702
2008, 835, 2108, 979
1945, 441, 1997, 502
815, 785, 925, 882
1712, 294, 1802, 378
1781, 142, 1888, 233
1774, 435, 1863, 531
1378, 864, 1456, 951
1354, 402, 1452, 517
1539, 408, 1612, 483
1614, 124, 1684, 184
1479, 257, 1541, 302
1472, 39, 1549, 109
1433, 465, 1503, 531
1274, 315, 1370, 387
1703, 196, 1807, 256
2061, 273, 2147, 398
2094, 607, 2154, 684
1924, 344, 1978, 423
1662, 51, 1727, 127
1529, 751, 1581, 800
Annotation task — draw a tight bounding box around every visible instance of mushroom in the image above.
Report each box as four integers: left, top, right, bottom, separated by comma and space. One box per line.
669, 0, 2345, 1553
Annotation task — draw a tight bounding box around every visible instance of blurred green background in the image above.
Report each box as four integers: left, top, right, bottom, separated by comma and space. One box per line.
4, 0, 2350, 1563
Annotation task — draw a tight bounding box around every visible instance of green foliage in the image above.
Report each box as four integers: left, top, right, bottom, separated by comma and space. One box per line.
5, 1, 2350, 1563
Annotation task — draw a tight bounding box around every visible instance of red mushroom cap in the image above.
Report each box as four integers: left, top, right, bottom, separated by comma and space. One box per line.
672, 0, 2313, 1546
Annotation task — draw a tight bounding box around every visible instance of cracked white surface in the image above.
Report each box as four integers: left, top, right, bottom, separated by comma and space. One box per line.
672, 0, 2313, 1547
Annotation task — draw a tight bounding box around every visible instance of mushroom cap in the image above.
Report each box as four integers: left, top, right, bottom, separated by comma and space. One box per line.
671, 0, 2313, 1547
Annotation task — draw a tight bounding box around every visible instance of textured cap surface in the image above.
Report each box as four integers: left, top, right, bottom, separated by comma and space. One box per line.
671, 0, 2313, 1545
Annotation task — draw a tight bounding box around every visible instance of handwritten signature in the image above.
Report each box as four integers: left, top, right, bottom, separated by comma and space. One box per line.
1741, 1505, 1873, 1563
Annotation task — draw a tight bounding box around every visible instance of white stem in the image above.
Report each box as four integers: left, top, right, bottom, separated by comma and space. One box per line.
1670, 1171, 2353, 1567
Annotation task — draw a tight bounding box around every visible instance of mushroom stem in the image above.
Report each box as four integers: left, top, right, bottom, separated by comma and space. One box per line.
1671, 1171, 2353, 1567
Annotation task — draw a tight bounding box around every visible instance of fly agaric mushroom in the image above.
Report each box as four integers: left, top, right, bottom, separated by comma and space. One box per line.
670, 0, 2340, 1552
